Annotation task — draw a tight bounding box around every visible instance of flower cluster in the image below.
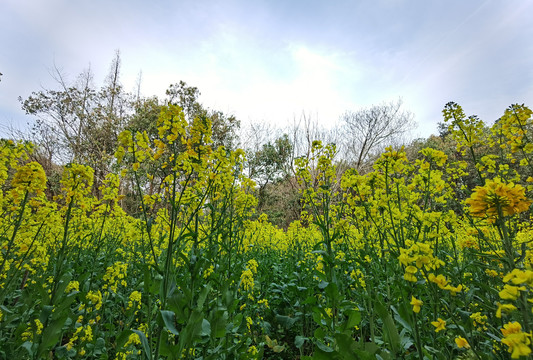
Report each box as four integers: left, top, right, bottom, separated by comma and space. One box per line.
399, 241, 444, 282
466, 178, 531, 221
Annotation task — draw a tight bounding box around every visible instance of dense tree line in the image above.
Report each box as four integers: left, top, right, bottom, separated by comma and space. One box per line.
16, 54, 446, 228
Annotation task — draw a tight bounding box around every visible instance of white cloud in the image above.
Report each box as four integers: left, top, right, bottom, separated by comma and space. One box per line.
1, 0, 532, 139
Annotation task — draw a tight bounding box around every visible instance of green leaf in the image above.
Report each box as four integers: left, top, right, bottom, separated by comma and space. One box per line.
303, 296, 317, 305
93, 337, 106, 355
39, 305, 54, 323
160, 310, 179, 335
132, 329, 152, 360
201, 318, 211, 337
335, 333, 356, 358
295, 336, 307, 349
37, 313, 68, 358
51, 273, 72, 303
177, 309, 204, 354
275, 314, 298, 330
210, 308, 228, 338
21, 341, 34, 357
312, 310, 325, 326
116, 330, 133, 349
197, 284, 211, 309
374, 301, 400, 355
273, 344, 285, 353
315, 340, 334, 353
324, 282, 339, 301
158, 331, 179, 357
342, 309, 361, 331
393, 303, 413, 333
314, 327, 326, 340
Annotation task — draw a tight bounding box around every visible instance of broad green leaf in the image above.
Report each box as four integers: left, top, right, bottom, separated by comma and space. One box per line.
160, 310, 179, 335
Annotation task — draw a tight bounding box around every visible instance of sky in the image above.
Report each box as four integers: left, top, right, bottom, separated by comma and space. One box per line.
1, 0, 532, 139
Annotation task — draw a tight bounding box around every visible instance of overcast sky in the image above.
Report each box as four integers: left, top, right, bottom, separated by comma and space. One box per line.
1, 0, 532, 139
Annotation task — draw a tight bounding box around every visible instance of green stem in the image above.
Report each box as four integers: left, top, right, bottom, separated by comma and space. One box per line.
0, 190, 30, 276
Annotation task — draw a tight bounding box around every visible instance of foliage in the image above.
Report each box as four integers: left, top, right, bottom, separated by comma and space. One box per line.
1, 103, 533, 360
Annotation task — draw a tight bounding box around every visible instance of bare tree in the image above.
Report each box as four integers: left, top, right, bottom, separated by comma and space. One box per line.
341, 98, 415, 171
20, 52, 133, 196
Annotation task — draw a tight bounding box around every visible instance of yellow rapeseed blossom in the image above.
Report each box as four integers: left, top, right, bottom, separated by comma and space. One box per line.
247, 259, 259, 274
455, 336, 470, 349
35, 319, 43, 335
257, 299, 269, 308
203, 265, 214, 279
431, 318, 446, 332
496, 302, 518, 318
428, 273, 448, 289
499, 284, 526, 301
399, 242, 444, 283
325, 308, 333, 318
86, 290, 103, 311
240, 269, 254, 292
65, 281, 80, 293
504, 268, 533, 287
248, 345, 258, 355
410, 296, 423, 313
350, 269, 366, 288
404, 266, 418, 282
470, 312, 487, 330
127, 291, 142, 310
66, 326, 84, 350
103, 261, 128, 293
59, 163, 94, 203
246, 316, 253, 332
485, 269, 499, 277
466, 178, 531, 222
11, 161, 47, 198
501, 322, 532, 359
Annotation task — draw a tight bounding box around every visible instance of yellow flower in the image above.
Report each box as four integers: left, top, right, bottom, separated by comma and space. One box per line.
504, 269, 533, 287
246, 316, 253, 331
86, 290, 103, 310
501, 322, 532, 359
485, 269, 499, 277
470, 312, 487, 330
35, 319, 43, 335
325, 308, 333, 318
499, 284, 526, 301
257, 299, 269, 308
455, 336, 470, 349
410, 296, 423, 313
431, 318, 446, 332
428, 273, 449, 289
247, 259, 259, 274
65, 281, 80, 293
502, 322, 523, 337
466, 178, 531, 221
203, 265, 214, 279
404, 273, 417, 282
240, 269, 254, 292
444, 284, 463, 296
496, 302, 517, 318
127, 291, 142, 310
11, 161, 47, 196
404, 265, 418, 282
